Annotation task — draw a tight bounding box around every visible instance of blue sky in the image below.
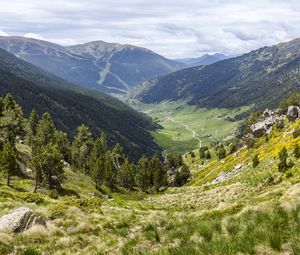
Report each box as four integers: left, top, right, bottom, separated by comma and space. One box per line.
0, 0, 300, 58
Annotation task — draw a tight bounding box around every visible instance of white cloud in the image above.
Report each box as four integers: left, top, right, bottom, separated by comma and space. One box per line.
0, 30, 9, 36
0, 0, 300, 58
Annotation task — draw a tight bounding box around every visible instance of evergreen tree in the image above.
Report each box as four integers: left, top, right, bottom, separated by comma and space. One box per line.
88, 134, 108, 188
0, 142, 18, 186
216, 145, 226, 160
71, 125, 93, 171
136, 155, 150, 191
175, 165, 191, 187
252, 154, 260, 168
0, 94, 24, 145
34, 112, 55, 149
278, 147, 293, 172
30, 144, 64, 192
149, 155, 167, 192
53, 130, 70, 161
25, 109, 39, 146
294, 144, 300, 159
118, 159, 136, 189
112, 143, 126, 169
205, 150, 211, 159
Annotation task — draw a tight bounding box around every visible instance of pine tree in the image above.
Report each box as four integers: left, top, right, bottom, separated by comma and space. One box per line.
136, 155, 150, 191
278, 147, 292, 172
53, 130, 70, 161
25, 109, 39, 146
88, 134, 108, 188
0, 142, 18, 186
34, 112, 55, 149
30, 144, 64, 192
71, 125, 93, 171
294, 144, 300, 159
252, 154, 260, 168
150, 155, 167, 192
216, 145, 226, 160
118, 159, 136, 189
0, 94, 24, 145
205, 150, 211, 159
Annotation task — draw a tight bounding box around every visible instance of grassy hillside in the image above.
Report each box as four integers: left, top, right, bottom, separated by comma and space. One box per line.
2, 111, 300, 254
132, 38, 300, 116
130, 100, 247, 154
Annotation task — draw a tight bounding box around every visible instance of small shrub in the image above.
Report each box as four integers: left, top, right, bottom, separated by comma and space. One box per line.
20, 248, 41, 255
48, 189, 59, 199
278, 147, 293, 172
293, 128, 300, 138
294, 144, 300, 159
252, 154, 260, 168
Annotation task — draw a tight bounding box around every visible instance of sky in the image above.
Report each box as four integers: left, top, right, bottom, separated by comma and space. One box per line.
0, 0, 300, 58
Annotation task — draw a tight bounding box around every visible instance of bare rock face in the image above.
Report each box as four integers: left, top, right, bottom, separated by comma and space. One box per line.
287, 106, 300, 122
0, 207, 46, 233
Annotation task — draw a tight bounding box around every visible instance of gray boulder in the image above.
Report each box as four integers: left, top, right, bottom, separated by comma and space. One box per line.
287, 106, 300, 122
0, 207, 46, 233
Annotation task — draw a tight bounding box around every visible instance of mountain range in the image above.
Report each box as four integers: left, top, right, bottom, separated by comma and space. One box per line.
0, 36, 185, 94
132, 38, 300, 115
175, 53, 230, 67
0, 48, 161, 160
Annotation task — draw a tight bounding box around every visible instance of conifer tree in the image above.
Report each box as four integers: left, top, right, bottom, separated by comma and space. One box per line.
34, 112, 55, 149
205, 150, 211, 159
0, 94, 24, 145
53, 130, 70, 161
136, 155, 150, 191
150, 155, 167, 192
30, 144, 64, 192
118, 159, 136, 189
25, 109, 39, 146
0, 142, 18, 186
294, 144, 300, 159
278, 146, 293, 172
252, 154, 260, 168
71, 125, 93, 171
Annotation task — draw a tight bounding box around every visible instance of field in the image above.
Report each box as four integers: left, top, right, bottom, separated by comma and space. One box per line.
130, 100, 249, 155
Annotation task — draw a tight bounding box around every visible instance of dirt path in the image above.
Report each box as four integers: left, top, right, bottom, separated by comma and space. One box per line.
166, 114, 202, 149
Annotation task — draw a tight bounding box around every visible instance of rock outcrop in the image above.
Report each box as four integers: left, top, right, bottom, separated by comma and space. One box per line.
0, 207, 46, 233
287, 106, 300, 122
250, 109, 285, 138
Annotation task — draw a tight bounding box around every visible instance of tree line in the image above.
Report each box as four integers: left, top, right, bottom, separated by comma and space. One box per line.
0, 94, 190, 194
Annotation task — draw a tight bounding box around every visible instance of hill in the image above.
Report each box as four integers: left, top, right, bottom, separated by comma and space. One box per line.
0, 48, 161, 160
175, 53, 230, 67
0, 36, 185, 94
133, 38, 300, 113
1, 107, 300, 254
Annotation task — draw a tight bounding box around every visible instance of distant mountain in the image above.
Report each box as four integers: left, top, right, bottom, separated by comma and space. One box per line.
0, 36, 185, 94
175, 53, 230, 67
132, 39, 300, 114
0, 48, 162, 160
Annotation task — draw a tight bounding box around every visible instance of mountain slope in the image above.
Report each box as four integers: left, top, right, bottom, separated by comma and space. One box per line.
133, 39, 300, 112
0, 48, 161, 160
175, 53, 230, 67
0, 36, 185, 94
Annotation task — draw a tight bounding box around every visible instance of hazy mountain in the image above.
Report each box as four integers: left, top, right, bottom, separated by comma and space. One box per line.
0, 36, 185, 94
0, 48, 161, 160
132, 38, 300, 114
175, 53, 230, 67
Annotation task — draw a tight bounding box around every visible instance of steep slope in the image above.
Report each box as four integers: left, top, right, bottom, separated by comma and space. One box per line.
0, 36, 185, 94
0, 48, 161, 160
133, 38, 300, 112
175, 53, 230, 67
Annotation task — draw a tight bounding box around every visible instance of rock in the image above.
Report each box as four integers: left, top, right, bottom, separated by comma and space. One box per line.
0, 207, 46, 233
25, 168, 33, 173
287, 106, 300, 122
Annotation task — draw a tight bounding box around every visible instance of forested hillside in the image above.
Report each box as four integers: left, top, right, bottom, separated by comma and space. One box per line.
0, 49, 161, 160
133, 38, 300, 114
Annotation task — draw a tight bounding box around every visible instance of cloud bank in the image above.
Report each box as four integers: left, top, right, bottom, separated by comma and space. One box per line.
0, 0, 300, 58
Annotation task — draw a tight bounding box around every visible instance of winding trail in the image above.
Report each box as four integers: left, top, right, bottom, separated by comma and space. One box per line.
164, 112, 202, 149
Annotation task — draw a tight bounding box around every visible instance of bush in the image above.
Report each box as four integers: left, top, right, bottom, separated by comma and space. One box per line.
294, 144, 300, 159
293, 128, 300, 138
278, 147, 293, 172
252, 154, 260, 168
48, 189, 59, 199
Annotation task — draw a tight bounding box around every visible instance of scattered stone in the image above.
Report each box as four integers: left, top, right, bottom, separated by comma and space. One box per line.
25, 168, 33, 173
205, 164, 245, 186
0, 207, 46, 233
287, 106, 300, 122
